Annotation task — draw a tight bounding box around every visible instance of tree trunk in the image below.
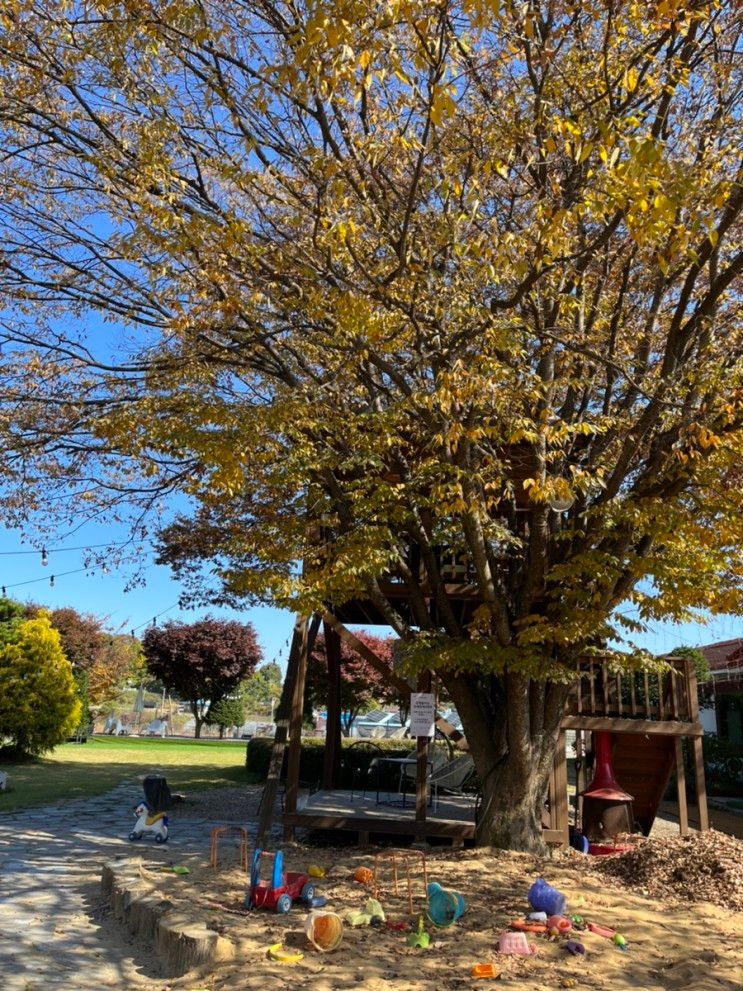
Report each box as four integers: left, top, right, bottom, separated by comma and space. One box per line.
192, 707, 203, 739
444, 671, 569, 852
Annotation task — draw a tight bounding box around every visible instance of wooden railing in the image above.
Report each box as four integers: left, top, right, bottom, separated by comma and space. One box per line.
562, 656, 701, 734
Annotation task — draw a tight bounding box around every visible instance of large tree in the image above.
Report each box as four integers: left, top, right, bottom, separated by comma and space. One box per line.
142, 618, 262, 737
0, 3, 741, 847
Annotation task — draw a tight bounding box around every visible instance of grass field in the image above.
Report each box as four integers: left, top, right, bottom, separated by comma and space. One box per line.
0, 735, 261, 812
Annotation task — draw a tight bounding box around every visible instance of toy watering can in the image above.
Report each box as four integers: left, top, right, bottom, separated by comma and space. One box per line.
426, 881, 467, 927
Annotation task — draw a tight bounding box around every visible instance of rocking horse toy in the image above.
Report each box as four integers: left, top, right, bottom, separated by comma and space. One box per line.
129, 800, 169, 843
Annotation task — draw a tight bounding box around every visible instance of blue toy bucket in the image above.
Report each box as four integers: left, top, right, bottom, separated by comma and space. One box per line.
427, 882, 467, 927
528, 878, 566, 917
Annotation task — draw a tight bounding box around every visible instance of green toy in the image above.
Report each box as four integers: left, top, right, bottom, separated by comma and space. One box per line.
407, 916, 430, 949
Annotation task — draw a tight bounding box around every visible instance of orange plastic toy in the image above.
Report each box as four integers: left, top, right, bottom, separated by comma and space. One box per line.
471, 963, 500, 979
353, 866, 374, 885
510, 919, 547, 934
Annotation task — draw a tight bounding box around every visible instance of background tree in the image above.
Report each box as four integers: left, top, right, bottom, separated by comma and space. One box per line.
0, 3, 741, 847
142, 618, 262, 738
304, 633, 401, 736
87, 635, 144, 713
240, 663, 283, 718
205, 695, 246, 739
0, 598, 25, 646
668, 645, 713, 710
24, 604, 141, 713
0, 613, 81, 756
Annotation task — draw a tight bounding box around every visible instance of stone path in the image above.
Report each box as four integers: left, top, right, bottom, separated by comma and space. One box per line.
0, 783, 273, 991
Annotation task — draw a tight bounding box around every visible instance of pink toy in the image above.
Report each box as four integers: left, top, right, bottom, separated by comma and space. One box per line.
497, 931, 537, 956
548, 915, 572, 934
587, 922, 615, 939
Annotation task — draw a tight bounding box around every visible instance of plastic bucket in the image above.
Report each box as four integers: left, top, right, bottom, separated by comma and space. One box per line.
528, 878, 566, 916
427, 882, 467, 927
305, 911, 344, 952
497, 931, 536, 956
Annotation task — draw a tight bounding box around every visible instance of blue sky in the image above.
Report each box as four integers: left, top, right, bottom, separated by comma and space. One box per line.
0, 523, 295, 670
2, 522, 740, 667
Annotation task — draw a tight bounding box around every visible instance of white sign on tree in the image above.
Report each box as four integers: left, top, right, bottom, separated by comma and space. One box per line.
409, 692, 435, 738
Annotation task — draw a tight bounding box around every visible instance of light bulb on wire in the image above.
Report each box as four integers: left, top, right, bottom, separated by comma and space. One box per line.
50, 575, 55, 588
548, 493, 575, 513
41, 548, 49, 566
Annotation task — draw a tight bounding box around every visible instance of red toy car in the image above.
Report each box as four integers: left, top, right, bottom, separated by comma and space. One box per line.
246, 849, 315, 913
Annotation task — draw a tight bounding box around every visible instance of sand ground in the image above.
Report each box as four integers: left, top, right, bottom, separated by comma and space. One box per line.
144, 842, 743, 991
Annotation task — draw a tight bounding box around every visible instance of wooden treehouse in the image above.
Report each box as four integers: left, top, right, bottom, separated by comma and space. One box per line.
258, 619, 709, 849
257, 511, 709, 847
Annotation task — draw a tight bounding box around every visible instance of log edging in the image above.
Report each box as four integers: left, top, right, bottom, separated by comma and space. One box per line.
100, 860, 236, 977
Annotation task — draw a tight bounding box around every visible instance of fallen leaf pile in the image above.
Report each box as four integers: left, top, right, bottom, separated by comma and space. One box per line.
590, 830, 743, 911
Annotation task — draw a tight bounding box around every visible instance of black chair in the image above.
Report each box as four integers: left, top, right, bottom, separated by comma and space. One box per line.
343, 740, 384, 801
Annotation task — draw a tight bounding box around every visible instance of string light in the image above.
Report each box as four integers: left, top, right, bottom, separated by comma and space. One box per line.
2, 565, 96, 591
0, 539, 134, 557
41, 548, 48, 566
548, 494, 575, 513
50, 575, 55, 587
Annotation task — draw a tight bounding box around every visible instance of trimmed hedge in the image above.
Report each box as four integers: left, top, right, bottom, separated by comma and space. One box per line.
246, 736, 446, 790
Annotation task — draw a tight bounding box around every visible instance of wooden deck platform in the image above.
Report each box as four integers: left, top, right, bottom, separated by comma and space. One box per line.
283, 789, 478, 844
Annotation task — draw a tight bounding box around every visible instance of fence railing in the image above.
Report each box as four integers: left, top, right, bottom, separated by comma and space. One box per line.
565, 656, 698, 724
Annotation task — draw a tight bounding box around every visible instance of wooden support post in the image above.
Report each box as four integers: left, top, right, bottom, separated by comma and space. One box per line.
322, 619, 343, 790
674, 737, 689, 836
284, 616, 314, 842
547, 759, 558, 830
415, 672, 432, 843
691, 737, 710, 831
554, 729, 569, 846
575, 731, 586, 828
256, 615, 319, 848
685, 659, 709, 832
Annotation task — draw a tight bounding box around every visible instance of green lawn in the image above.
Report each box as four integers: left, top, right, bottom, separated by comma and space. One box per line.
0, 735, 261, 812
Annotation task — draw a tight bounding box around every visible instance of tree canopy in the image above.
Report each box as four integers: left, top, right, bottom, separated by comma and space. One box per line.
0, 1, 740, 846
23, 604, 143, 712
142, 617, 262, 737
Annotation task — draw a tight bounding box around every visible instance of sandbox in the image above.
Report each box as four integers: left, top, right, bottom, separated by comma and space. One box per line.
101, 835, 743, 991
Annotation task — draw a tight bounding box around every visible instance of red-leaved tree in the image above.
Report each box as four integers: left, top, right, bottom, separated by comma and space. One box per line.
142, 617, 262, 737
305, 632, 402, 736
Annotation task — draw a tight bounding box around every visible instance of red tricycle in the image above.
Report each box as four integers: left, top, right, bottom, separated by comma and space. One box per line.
246, 849, 315, 914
